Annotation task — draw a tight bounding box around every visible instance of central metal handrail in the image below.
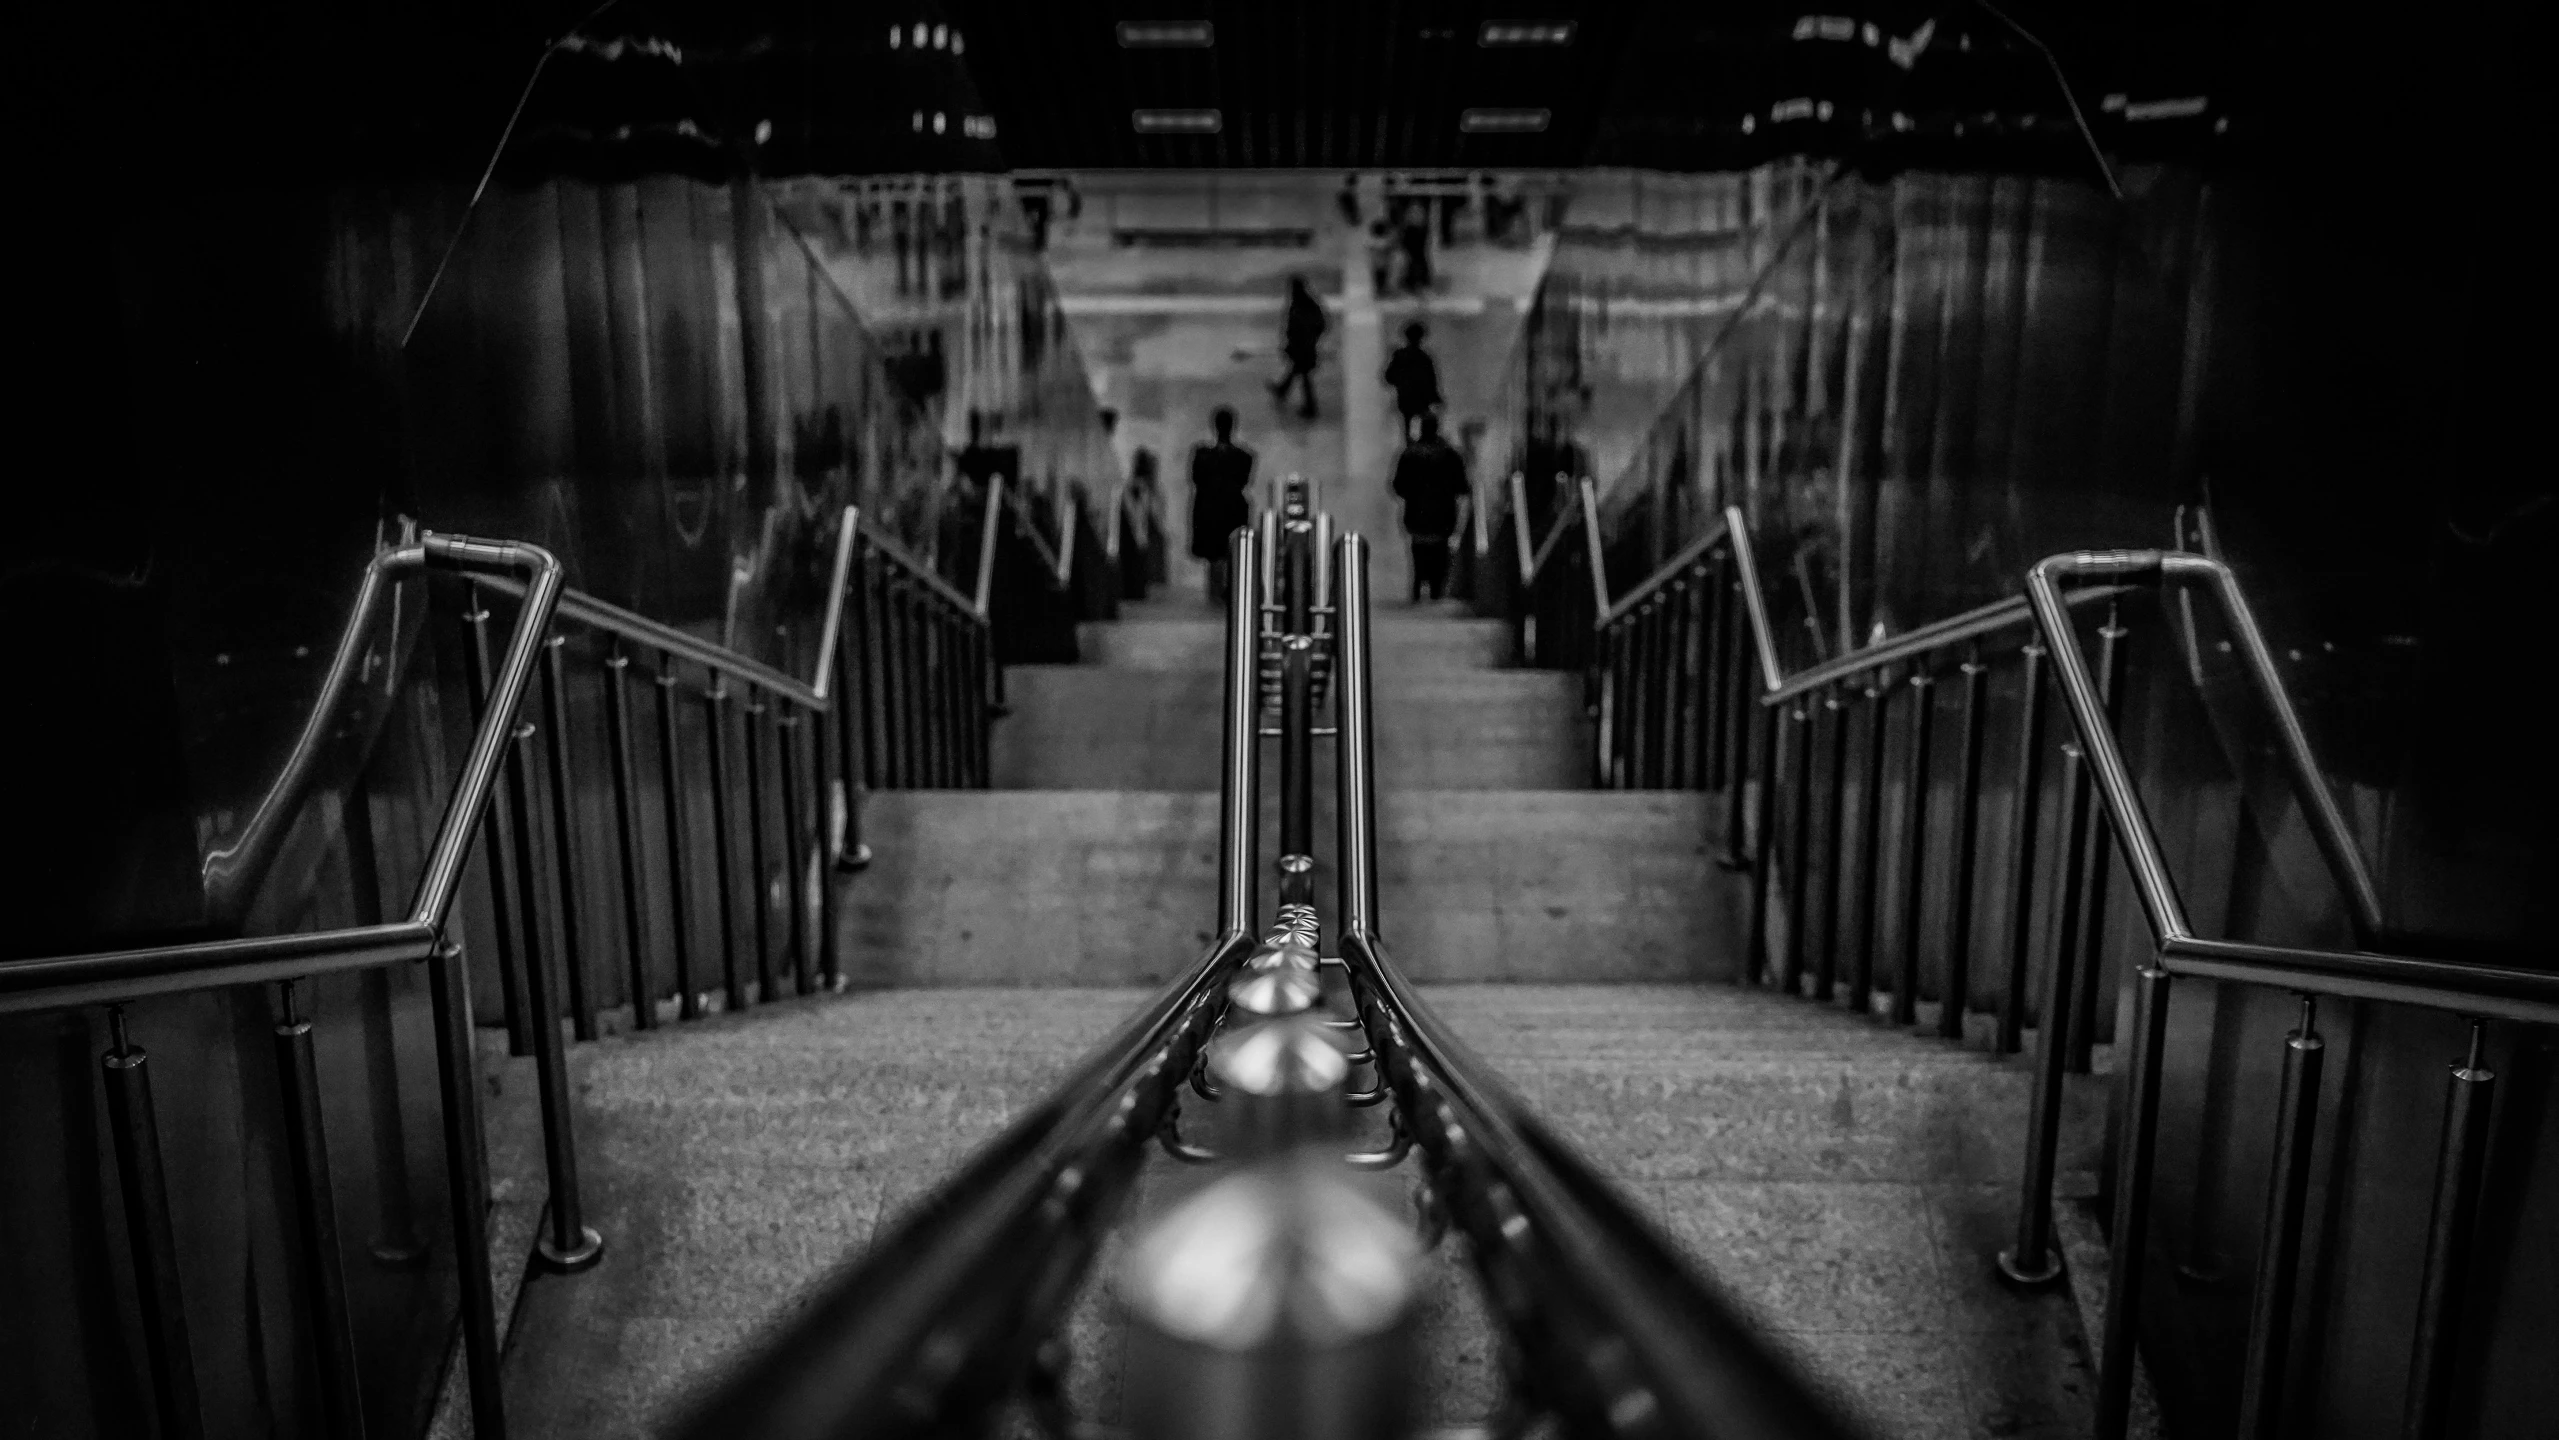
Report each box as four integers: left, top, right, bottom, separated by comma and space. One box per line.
1332, 527, 1862, 1438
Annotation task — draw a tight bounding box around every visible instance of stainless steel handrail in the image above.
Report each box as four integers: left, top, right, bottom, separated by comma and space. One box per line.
1219, 525, 1263, 933
2019, 546, 2557, 1440
971, 474, 1004, 618
810, 506, 859, 702
1576, 475, 1610, 619
1760, 585, 2132, 706
1521, 472, 1579, 582
478, 575, 820, 707
2028, 550, 2387, 943
856, 512, 982, 618
1722, 504, 1787, 693
1597, 514, 1731, 626
143, 542, 560, 982
1508, 471, 1537, 583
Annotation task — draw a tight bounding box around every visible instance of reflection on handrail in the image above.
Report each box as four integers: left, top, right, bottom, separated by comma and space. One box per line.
971, 474, 1004, 618
1576, 476, 1610, 619
198, 553, 411, 924
3, 532, 561, 1009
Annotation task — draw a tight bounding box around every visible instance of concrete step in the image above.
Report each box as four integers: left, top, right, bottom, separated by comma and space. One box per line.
990, 667, 1586, 789
845, 790, 1736, 984
1076, 614, 1512, 672
497, 984, 2106, 1439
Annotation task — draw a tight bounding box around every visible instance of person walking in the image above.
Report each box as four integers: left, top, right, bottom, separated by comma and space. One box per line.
1382, 320, 1443, 441
1390, 411, 1470, 603
1189, 406, 1256, 603
1269, 276, 1327, 419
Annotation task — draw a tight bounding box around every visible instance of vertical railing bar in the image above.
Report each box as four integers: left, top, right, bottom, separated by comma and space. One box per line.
101, 1008, 207, 1440
2093, 960, 2172, 1439
602, 647, 653, 1029
2403, 1020, 2495, 1440
1998, 642, 2051, 1055
1891, 670, 1935, 1028
743, 693, 775, 1002
778, 706, 812, 997
1848, 680, 1891, 1015
537, 636, 596, 1043
1814, 688, 1851, 1003
343, 783, 424, 1265
703, 683, 742, 1013
1940, 651, 1990, 1040
509, 699, 603, 1273
652, 658, 697, 1024
271, 980, 368, 1438
1780, 701, 1816, 996
425, 940, 506, 1439
2066, 606, 2131, 1074
2234, 995, 2323, 1440
461, 584, 533, 1057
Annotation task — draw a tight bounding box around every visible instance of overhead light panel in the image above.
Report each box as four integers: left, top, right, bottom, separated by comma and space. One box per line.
1120, 20, 1214, 47
1460, 108, 1551, 133
1479, 21, 1574, 46
1133, 108, 1222, 133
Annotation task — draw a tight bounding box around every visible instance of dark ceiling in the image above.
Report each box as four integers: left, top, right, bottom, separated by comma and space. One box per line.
23, 1, 2508, 185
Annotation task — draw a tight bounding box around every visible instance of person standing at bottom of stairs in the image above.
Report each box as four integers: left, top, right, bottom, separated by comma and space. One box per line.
1188, 405, 1255, 603
1391, 411, 1470, 603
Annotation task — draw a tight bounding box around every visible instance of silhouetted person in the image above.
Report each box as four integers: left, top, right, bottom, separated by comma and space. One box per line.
1270, 276, 1327, 419
1391, 412, 1470, 602
1383, 321, 1443, 439
1190, 406, 1256, 603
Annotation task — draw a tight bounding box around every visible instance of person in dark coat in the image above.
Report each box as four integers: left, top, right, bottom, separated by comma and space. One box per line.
1269, 276, 1327, 420
1189, 406, 1256, 603
1390, 411, 1470, 602
1383, 320, 1442, 440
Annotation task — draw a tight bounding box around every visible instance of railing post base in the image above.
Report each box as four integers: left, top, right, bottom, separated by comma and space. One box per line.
538, 1219, 607, 1274
1995, 1246, 2064, 1290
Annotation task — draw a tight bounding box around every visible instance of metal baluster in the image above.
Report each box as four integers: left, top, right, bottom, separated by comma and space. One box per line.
101, 1009, 205, 1440
815, 699, 844, 985
880, 586, 911, 786
2235, 996, 2323, 1440
1780, 701, 1816, 996
2001, 732, 2092, 1290
461, 584, 532, 1056
654, 662, 700, 1021
969, 619, 996, 786
778, 708, 812, 996
703, 684, 743, 1011
1891, 671, 1936, 1028
861, 559, 890, 790
1849, 681, 1892, 1015
2404, 1021, 2495, 1440
1651, 595, 1677, 787
832, 602, 872, 869
2067, 605, 2131, 1074
939, 615, 965, 786
2094, 961, 2172, 1439
1595, 624, 1620, 787
271, 981, 366, 1438
511, 703, 604, 1273
341, 784, 422, 1266
1940, 651, 1990, 1040
1998, 642, 2051, 1055
1674, 575, 1702, 788
1815, 688, 1851, 1003
538, 636, 595, 1042
1702, 560, 1734, 791
603, 647, 652, 1029
425, 939, 506, 1439
743, 693, 775, 1002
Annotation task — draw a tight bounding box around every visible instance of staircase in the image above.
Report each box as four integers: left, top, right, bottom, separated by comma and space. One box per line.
475, 596, 2114, 1437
